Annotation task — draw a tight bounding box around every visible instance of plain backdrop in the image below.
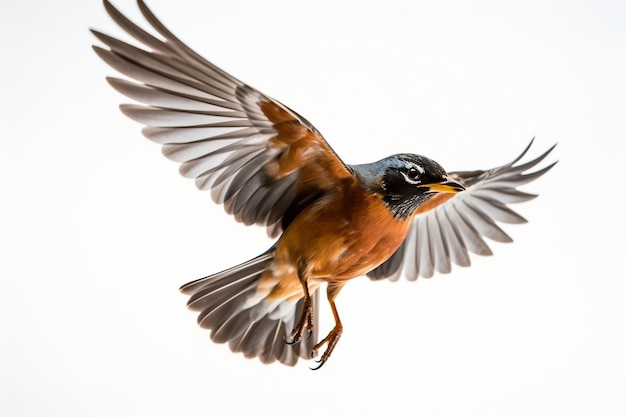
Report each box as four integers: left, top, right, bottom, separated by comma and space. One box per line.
2, 0, 625, 416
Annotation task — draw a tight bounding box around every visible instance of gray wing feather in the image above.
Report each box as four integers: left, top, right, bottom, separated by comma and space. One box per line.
368, 139, 557, 281
92, 0, 340, 237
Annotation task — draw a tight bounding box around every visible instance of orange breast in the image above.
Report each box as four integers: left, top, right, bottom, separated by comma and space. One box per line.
268, 180, 412, 288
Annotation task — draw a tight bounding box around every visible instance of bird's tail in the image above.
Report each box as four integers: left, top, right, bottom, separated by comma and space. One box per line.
179, 251, 318, 366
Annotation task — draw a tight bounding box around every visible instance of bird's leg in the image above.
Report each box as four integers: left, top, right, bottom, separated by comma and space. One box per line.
285, 261, 314, 345
310, 282, 345, 370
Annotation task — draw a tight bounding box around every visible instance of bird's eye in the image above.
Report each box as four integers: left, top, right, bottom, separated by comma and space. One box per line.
407, 167, 420, 181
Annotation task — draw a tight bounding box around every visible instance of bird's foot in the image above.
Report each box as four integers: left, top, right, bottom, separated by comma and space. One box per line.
309, 324, 343, 370
285, 296, 314, 345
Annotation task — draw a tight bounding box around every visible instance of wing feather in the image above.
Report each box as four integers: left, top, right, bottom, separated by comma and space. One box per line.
93, 0, 353, 237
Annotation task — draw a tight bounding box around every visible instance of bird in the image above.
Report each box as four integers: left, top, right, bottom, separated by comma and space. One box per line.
92, 0, 557, 369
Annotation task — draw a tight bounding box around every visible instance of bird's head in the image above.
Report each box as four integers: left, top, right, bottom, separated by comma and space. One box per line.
354, 153, 465, 219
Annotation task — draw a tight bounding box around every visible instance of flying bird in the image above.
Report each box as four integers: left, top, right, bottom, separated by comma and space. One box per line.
92, 0, 557, 369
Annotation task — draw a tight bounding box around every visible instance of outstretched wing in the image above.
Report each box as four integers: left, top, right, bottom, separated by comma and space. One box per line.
368, 139, 557, 281
92, 0, 353, 237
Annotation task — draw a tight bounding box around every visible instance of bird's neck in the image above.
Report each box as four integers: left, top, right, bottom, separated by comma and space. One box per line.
382, 192, 434, 219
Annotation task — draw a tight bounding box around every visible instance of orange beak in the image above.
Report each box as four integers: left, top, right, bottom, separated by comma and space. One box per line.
420, 177, 465, 194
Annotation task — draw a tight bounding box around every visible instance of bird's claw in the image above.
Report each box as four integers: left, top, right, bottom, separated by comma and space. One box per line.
309, 359, 326, 371
286, 297, 314, 345
308, 324, 342, 370
283, 327, 312, 345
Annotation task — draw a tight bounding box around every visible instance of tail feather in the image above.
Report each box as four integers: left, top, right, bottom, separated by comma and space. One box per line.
181, 252, 273, 295
211, 310, 253, 344
185, 280, 257, 322
179, 251, 319, 366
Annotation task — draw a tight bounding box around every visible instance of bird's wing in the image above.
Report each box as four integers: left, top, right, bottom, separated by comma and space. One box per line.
368, 139, 557, 281
92, 0, 353, 238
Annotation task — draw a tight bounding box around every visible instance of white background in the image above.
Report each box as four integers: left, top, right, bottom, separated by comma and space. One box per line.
2, 0, 625, 416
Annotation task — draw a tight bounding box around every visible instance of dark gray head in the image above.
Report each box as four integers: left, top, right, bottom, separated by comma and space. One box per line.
352, 153, 465, 219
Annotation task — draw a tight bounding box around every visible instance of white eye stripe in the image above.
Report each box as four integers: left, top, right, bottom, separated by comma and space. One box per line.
401, 170, 422, 184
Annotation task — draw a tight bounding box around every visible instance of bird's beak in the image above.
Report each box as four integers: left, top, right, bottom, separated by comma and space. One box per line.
421, 177, 465, 194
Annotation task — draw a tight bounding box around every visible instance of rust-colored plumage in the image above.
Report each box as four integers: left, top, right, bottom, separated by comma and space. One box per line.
93, 0, 557, 368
